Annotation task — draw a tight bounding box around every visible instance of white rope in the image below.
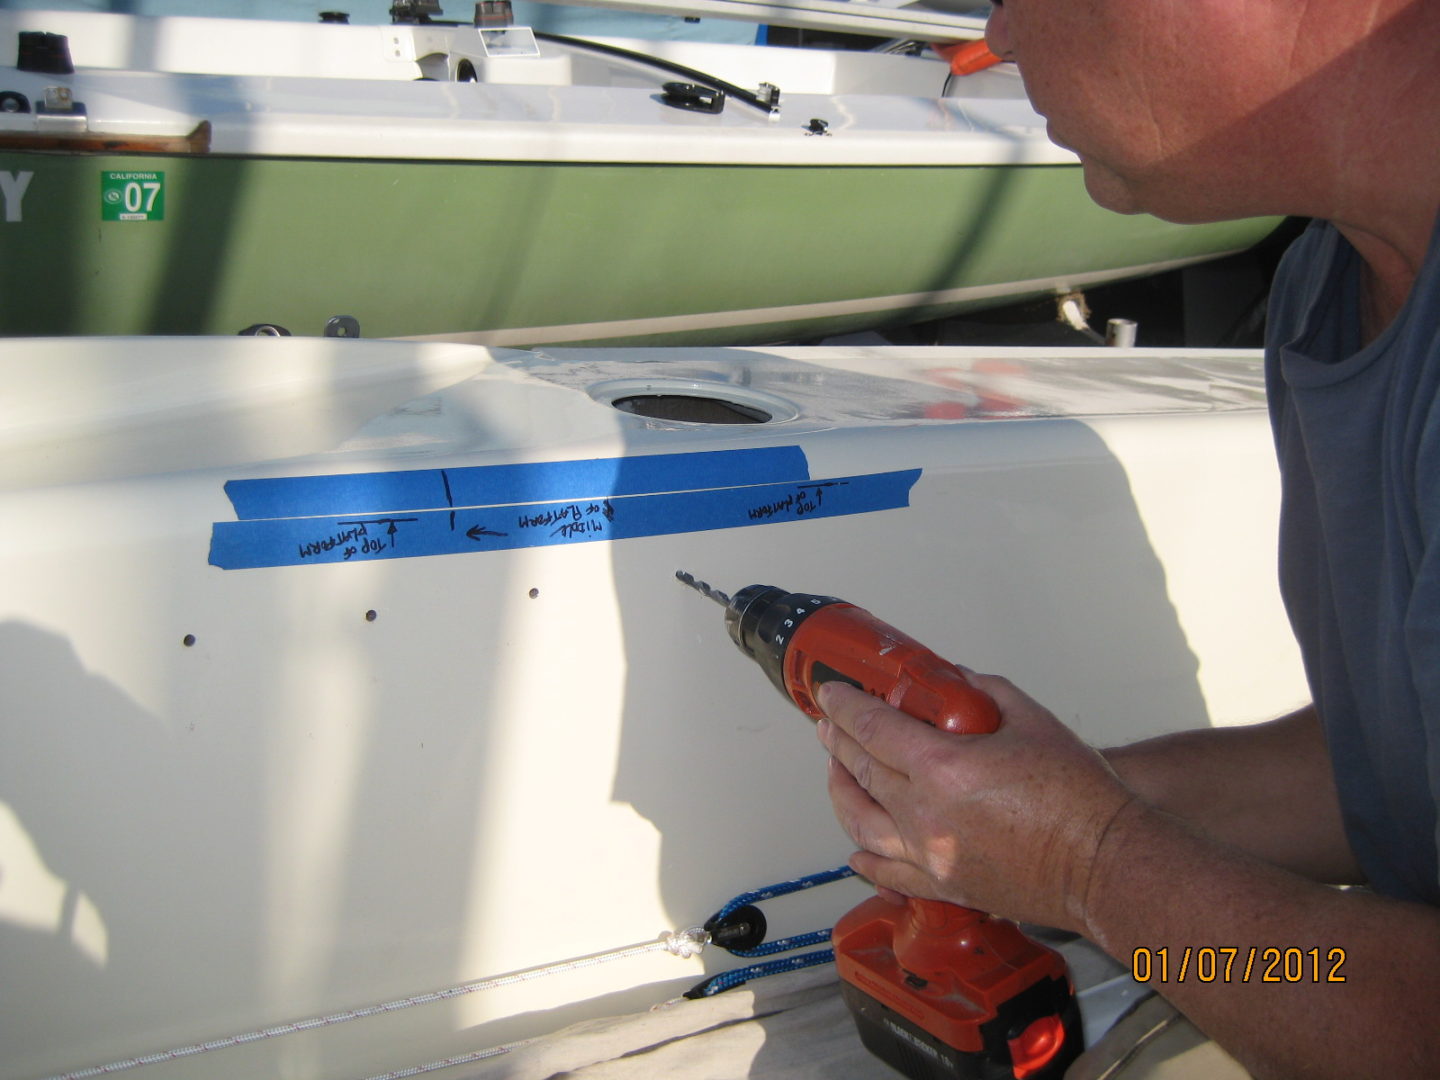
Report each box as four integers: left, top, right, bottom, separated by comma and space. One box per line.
358, 1039, 537, 1080
44, 928, 711, 1080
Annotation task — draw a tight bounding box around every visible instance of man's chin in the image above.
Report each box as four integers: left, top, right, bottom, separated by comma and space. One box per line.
1044, 129, 1141, 213
1078, 161, 1145, 217
1081, 169, 1238, 225
1043, 120, 1074, 154
1074, 151, 1251, 224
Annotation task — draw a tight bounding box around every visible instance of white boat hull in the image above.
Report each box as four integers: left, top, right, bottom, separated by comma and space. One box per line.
0, 338, 1305, 1079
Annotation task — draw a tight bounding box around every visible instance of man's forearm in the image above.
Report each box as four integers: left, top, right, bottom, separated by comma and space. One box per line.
1083, 800, 1440, 1079
1102, 706, 1362, 884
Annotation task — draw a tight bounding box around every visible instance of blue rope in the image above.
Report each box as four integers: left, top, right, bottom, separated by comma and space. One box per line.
686, 866, 856, 998
712, 865, 855, 922
687, 947, 837, 998
726, 928, 834, 959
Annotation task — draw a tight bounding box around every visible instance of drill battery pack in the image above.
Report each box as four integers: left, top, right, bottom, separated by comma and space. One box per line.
834, 896, 1083, 1080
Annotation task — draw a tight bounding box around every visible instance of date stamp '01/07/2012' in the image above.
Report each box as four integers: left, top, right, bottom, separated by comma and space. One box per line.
1132, 946, 1347, 984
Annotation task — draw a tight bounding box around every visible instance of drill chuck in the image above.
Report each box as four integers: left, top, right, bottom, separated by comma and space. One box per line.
723, 584, 846, 704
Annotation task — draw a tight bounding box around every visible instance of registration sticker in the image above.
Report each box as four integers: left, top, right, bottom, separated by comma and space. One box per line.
102, 171, 165, 221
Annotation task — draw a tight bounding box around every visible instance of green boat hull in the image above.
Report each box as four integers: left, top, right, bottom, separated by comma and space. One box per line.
0, 151, 1276, 344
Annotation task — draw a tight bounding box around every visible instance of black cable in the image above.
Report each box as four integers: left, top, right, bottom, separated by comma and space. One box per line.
388, 15, 782, 113
532, 30, 780, 113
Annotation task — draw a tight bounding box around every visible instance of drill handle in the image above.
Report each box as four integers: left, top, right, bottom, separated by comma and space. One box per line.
907, 896, 985, 934
784, 604, 999, 734
890, 660, 999, 736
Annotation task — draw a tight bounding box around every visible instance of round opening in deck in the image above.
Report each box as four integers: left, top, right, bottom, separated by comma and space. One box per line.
588, 379, 798, 425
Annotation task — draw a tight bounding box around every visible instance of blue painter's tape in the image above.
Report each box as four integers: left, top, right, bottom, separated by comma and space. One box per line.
208, 470, 921, 571
224, 446, 810, 521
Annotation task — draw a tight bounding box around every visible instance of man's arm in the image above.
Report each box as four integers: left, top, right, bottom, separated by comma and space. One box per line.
816, 679, 1440, 1079
1085, 797, 1440, 1080
1102, 705, 1364, 884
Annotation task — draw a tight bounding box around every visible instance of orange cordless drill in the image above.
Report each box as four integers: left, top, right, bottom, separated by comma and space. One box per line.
678, 573, 1082, 1080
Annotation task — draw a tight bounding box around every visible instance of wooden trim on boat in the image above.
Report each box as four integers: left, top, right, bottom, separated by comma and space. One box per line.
0, 120, 210, 154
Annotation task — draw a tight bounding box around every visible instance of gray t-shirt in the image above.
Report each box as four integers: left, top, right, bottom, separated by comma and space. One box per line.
1267, 217, 1440, 905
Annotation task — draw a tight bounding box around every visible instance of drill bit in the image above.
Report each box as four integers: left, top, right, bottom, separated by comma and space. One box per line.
675, 570, 731, 607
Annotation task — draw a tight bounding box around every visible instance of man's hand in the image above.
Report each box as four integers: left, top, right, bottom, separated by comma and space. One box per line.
818, 681, 1440, 1078
816, 675, 1134, 934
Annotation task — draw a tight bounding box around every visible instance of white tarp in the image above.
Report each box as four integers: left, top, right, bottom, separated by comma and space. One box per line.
445, 936, 1239, 1080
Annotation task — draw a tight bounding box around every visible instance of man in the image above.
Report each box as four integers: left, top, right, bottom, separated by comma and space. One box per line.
815, 1, 1440, 1075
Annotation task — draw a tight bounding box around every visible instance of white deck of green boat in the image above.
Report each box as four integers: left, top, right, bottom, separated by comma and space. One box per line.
0, 10, 1052, 166
0, 69, 1073, 166
0, 0, 986, 58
